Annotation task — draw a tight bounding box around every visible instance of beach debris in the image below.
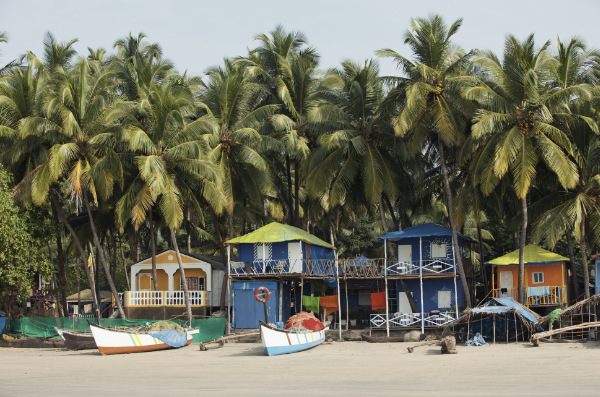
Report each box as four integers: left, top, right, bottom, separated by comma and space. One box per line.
199, 331, 260, 351
284, 311, 324, 332
403, 330, 424, 342
441, 336, 457, 354
2, 334, 14, 341
465, 332, 489, 346
531, 321, 600, 346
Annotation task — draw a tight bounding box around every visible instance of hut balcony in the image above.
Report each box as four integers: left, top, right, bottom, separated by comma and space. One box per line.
492, 285, 566, 307
121, 290, 206, 307
369, 311, 458, 328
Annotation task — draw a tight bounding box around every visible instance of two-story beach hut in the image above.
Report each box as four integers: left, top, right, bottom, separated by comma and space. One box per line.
226, 222, 337, 329
377, 223, 474, 334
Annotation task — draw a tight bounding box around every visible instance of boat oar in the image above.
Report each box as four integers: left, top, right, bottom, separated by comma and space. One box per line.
199, 331, 260, 351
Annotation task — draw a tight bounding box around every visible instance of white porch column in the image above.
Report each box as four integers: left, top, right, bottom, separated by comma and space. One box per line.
452, 241, 459, 319
384, 239, 389, 337
419, 237, 424, 334
168, 270, 175, 291
131, 269, 137, 291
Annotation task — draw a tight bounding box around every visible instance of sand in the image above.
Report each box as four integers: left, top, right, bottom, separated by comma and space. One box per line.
1, 340, 599, 396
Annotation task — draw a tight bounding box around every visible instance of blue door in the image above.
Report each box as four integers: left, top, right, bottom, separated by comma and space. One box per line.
233, 289, 278, 328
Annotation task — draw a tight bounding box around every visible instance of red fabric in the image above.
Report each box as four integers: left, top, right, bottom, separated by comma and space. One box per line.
319, 295, 339, 318
371, 292, 386, 310
284, 311, 324, 331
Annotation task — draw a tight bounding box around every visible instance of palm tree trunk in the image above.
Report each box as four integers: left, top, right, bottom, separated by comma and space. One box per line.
438, 138, 472, 308
49, 200, 68, 317
83, 190, 126, 318
477, 223, 488, 292
566, 227, 579, 301
208, 205, 228, 311
186, 208, 192, 253
379, 194, 389, 234
148, 209, 160, 292
295, 161, 300, 227
170, 228, 193, 325
518, 196, 528, 305
383, 193, 400, 230
580, 212, 590, 299
49, 190, 101, 322
286, 156, 293, 224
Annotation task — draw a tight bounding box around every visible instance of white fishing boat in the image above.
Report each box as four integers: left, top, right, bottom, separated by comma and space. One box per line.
259, 321, 329, 356
88, 322, 199, 355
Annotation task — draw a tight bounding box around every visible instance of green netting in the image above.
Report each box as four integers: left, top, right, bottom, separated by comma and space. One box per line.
5, 317, 226, 343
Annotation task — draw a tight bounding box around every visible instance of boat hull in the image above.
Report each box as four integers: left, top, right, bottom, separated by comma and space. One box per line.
55, 328, 97, 350
259, 321, 328, 356
89, 323, 198, 355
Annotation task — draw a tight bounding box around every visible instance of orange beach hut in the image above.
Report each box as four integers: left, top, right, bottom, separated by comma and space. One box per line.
489, 245, 568, 307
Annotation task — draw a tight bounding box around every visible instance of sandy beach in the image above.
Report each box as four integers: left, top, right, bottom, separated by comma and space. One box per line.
1, 340, 599, 396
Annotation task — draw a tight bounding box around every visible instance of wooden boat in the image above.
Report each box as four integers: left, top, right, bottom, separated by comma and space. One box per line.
55, 328, 97, 350
88, 322, 199, 355
259, 321, 329, 356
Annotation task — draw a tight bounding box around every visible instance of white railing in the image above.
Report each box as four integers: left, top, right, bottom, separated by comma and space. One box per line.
386, 259, 455, 275
370, 312, 456, 328
127, 290, 205, 307
229, 259, 337, 276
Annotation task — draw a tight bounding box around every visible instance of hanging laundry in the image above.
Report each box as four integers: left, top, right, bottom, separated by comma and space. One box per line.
303, 295, 320, 314
371, 291, 386, 310
319, 295, 339, 317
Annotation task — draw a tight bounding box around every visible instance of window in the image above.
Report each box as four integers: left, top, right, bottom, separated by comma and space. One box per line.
431, 243, 447, 258
532, 272, 545, 284
438, 290, 452, 308
180, 276, 205, 291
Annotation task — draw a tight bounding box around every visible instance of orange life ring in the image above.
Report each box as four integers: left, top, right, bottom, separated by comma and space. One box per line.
254, 287, 271, 303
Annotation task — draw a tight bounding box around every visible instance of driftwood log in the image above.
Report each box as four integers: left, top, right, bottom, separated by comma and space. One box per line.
441, 336, 457, 354
531, 321, 600, 346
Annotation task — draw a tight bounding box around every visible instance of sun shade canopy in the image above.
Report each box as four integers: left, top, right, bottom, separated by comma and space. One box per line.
487, 245, 567, 266
378, 223, 475, 242
226, 222, 334, 249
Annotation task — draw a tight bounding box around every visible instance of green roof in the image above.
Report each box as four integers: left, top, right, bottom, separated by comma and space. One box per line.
226, 222, 334, 249
488, 245, 568, 266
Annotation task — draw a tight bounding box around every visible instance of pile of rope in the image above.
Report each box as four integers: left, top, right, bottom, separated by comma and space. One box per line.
148, 321, 185, 335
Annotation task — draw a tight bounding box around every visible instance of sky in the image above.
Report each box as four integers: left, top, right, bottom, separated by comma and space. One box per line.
2, 0, 600, 78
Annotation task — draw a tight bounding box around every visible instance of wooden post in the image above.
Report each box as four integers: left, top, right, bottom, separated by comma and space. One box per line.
300, 277, 304, 312
467, 317, 470, 341
279, 279, 283, 323
514, 312, 518, 344
336, 252, 342, 341
345, 277, 349, 331
419, 237, 424, 334
493, 314, 496, 344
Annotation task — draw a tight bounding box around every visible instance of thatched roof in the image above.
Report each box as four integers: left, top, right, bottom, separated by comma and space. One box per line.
449, 297, 540, 331
66, 289, 112, 303
536, 295, 600, 326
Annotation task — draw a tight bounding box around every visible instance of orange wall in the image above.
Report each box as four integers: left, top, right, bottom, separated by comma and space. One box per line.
174, 268, 207, 290
137, 269, 169, 291
495, 263, 565, 288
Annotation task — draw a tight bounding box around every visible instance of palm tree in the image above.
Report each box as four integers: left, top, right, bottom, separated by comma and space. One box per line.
305, 60, 397, 234
118, 81, 223, 323
237, 26, 319, 226
466, 34, 587, 303
377, 15, 475, 308
198, 60, 276, 238
25, 57, 129, 317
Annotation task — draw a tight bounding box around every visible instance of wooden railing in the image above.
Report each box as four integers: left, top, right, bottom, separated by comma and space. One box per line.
492, 285, 566, 306
126, 291, 205, 307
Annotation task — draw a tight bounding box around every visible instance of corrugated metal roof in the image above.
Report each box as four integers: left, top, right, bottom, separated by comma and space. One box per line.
378, 223, 475, 242
473, 297, 539, 323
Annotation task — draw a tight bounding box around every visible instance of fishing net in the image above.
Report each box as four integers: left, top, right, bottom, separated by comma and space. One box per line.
148, 321, 185, 335
284, 311, 324, 332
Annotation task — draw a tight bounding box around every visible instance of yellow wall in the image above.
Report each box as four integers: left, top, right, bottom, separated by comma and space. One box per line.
136, 269, 169, 291
174, 268, 207, 291
139, 251, 198, 265
495, 262, 565, 288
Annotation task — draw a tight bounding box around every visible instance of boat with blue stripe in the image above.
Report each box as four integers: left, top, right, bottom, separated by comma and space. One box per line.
259, 321, 329, 356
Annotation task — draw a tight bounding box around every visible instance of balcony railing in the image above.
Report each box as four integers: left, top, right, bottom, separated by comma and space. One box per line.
229, 258, 456, 277
126, 290, 205, 307
370, 312, 457, 328
492, 285, 565, 306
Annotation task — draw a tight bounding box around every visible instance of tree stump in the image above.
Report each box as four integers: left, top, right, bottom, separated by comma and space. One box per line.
441, 336, 457, 354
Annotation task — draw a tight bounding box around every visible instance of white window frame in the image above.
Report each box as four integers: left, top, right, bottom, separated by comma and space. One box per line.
532, 272, 545, 284
180, 276, 206, 291
431, 242, 447, 258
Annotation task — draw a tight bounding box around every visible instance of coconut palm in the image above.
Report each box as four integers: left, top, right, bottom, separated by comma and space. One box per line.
24, 57, 129, 317
465, 34, 589, 303
117, 81, 223, 323
237, 26, 319, 226
377, 15, 475, 307
198, 60, 276, 238
305, 60, 398, 234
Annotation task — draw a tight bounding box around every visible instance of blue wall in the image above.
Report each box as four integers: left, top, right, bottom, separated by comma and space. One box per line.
395, 235, 466, 266
399, 278, 463, 312
231, 280, 291, 329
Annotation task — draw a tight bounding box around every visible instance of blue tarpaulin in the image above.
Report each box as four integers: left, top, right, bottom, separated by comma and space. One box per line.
472, 297, 539, 323
149, 330, 188, 347
379, 223, 475, 242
